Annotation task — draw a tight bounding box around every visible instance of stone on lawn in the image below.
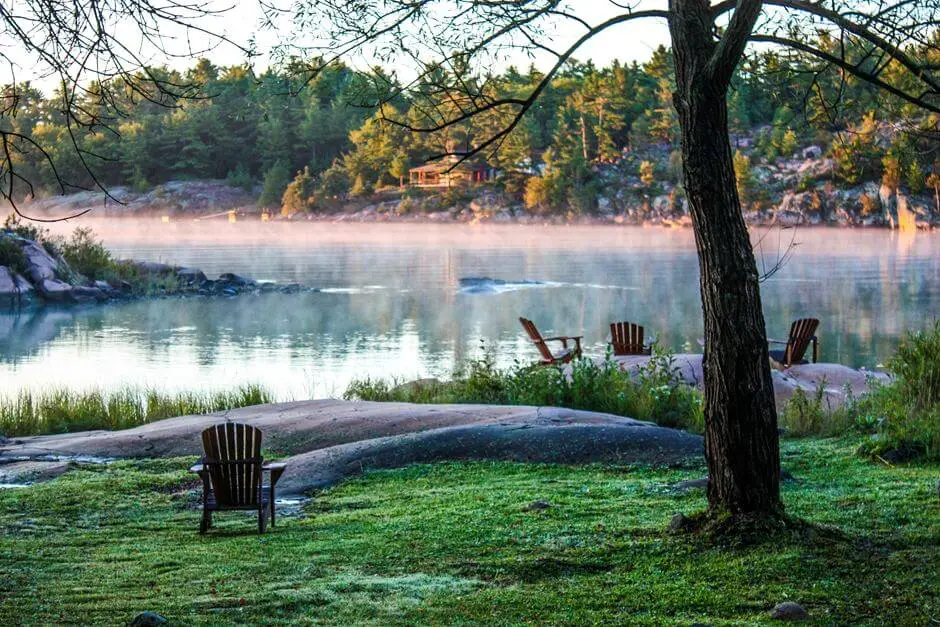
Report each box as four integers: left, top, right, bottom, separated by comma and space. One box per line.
130, 611, 168, 626
770, 601, 810, 621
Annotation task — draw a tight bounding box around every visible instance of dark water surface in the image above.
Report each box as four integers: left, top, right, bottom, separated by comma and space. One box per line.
1, 221, 937, 399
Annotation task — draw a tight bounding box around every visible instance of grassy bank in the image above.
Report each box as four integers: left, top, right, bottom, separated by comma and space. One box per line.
0, 385, 273, 436
346, 351, 705, 433
0, 438, 936, 625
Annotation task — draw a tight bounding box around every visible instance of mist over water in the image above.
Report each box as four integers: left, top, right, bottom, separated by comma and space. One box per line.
1, 220, 938, 399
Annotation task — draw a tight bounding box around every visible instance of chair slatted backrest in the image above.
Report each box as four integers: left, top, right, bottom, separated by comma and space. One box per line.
519, 317, 555, 362
610, 321, 646, 356
201, 423, 263, 507
786, 318, 820, 364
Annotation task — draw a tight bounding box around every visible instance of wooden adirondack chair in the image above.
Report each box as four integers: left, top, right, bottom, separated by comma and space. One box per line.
189, 423, 286, 534
519, 317, 583, 365
610, 321, 652, 356
768, 318, 820, 368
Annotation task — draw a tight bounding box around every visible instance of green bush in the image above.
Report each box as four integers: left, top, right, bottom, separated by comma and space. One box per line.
0, 236, 28, 276
3, 213, 47, 242
886, 321, 940, 412
226, 163, 254, 191
779, 382, 857, 438
345, 347, 704, 432
60, 227, 114, 280
852, 322, 940, 461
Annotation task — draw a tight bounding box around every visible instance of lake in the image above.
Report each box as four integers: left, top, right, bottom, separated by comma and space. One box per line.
1, 221, 937, 400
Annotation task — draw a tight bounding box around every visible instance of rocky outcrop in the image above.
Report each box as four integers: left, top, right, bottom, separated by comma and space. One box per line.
0, 231, 315, 310
17, 239, 63, 284
0, 400, 703, 493
20, 180, 257, 218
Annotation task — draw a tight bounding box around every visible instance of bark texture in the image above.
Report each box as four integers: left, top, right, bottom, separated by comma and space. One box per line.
668, 0, 782, 516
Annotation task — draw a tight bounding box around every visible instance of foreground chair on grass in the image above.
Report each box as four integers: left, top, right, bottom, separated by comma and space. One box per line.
190, 422, 286, 534
609, 321, 653, 356
768, 318, 820, 368
519, 317, 583, 365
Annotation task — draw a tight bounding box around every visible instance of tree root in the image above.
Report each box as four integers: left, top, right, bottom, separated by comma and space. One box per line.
667, 509, 849, 547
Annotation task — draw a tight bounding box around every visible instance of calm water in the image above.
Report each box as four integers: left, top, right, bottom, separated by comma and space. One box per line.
1, 221, 938, 399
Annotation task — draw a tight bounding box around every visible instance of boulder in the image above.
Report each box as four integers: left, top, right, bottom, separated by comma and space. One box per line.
801, 145, 823, 160
176, 267, 207, 284
37, 278, 76, 302
770, 602, 810, 621
18, 240, 60, 284
0, 266, 36, 308
218, 272, 255, 287
130, 611, 168, 626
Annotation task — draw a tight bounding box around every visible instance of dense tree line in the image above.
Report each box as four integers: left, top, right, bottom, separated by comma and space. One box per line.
2, 37, 938, 214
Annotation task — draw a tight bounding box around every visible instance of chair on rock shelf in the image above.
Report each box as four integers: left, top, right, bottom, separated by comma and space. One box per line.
189, 422, 286, 534
768, 318, 820, 369
609, 321, 653, 356
519, 317, 583, 366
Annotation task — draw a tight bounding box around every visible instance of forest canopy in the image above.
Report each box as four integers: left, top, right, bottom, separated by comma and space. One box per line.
2, 35, 938, 215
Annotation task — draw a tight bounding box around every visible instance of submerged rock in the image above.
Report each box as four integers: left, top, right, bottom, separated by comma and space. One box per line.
458, 276, 545, 294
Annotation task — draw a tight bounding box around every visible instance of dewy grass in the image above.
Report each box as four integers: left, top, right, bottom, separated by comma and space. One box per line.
0, 384, 274, 436
0, 438, 936, 625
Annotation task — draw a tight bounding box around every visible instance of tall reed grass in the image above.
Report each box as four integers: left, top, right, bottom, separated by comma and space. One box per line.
0, 384, 273, 436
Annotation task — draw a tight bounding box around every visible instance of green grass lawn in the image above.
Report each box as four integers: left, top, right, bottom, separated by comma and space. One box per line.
1, 438, 937, 625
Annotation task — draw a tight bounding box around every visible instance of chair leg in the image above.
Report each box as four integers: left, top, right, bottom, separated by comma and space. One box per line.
200, 507, 209, 534
270, 492, 276, 528
258, 505, 267, 534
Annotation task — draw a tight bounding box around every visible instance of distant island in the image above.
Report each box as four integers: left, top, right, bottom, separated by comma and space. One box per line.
0, 217, 310, 308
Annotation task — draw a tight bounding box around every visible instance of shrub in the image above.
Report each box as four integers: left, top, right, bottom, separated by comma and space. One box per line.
853, 322, 940, 461
226, 163, 254, 191
0, 236, 28, 276
345, 347, 704, 433
259, 161, 292, 208
639, 160, 656, 187
282, 166, 317, 216
887, 321, 940, 412
60, 227, 113, 280
3, 213, 47, 242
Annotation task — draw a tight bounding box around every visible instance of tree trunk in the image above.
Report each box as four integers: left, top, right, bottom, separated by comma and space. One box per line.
669, 0, 781, 517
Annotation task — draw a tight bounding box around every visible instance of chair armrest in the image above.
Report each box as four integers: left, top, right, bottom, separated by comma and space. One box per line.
767, 338, 788, 345
542, 335, 583, 342
189, 463, 205, 474
263, 462, 287, 486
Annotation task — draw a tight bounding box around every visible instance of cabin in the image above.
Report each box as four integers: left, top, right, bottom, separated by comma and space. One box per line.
408, 161, 497, 188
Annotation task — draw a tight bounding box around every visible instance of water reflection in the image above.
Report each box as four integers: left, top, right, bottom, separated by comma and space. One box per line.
0, 222, 937, 398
